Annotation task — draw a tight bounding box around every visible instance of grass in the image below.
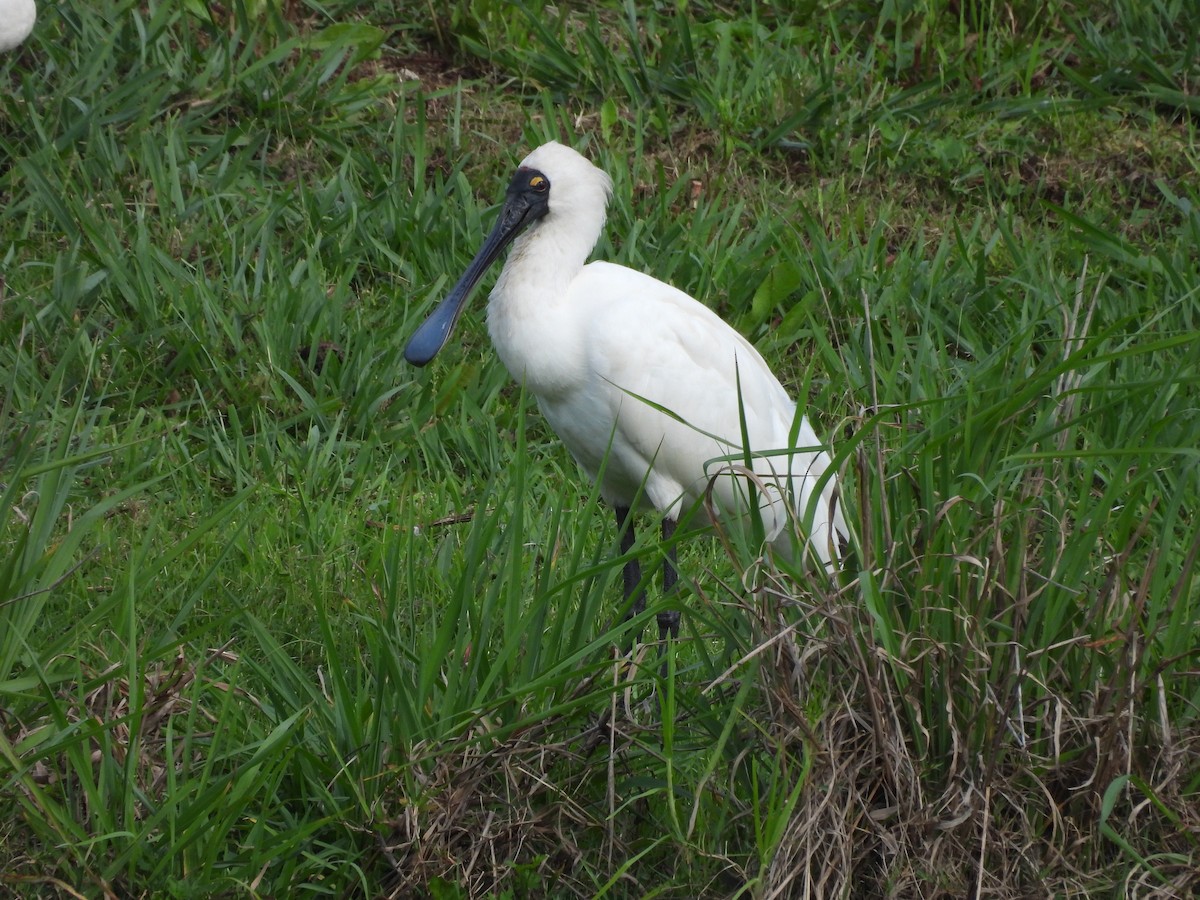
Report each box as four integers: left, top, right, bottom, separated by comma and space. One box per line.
2, 0, 1198, 896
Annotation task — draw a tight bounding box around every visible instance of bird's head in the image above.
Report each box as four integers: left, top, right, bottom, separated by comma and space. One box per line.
514, 141, 613, 234
404, 141, 612, 367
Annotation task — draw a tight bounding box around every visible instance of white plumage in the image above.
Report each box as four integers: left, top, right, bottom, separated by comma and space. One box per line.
406, 141, 847, 641
0, 0, 36, 52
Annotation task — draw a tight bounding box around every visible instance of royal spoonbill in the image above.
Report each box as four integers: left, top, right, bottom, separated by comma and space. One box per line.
0, 0, 36, 52
406, 141, 847, 648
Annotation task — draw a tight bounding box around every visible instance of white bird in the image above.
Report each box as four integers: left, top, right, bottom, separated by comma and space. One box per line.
406, 141, 847, 647
0, 0, 36, 53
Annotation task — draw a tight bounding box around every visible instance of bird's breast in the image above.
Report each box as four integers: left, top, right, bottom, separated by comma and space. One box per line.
486, 284, 588, 400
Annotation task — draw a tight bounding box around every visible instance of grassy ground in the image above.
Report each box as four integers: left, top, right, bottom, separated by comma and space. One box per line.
2, 0, 1198, 896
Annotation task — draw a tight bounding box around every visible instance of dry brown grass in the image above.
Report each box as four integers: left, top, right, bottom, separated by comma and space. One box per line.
377, 712, 614, 898
725, 547, 1200, 898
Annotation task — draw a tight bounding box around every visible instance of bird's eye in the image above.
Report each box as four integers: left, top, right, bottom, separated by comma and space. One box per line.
529, 174, 549, 192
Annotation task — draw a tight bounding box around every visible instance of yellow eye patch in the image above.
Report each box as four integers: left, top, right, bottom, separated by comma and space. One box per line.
529, 175, 548, 190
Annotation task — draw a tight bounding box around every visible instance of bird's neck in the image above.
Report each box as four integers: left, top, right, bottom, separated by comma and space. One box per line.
485, 216, 600, 398
492, 210, 599, 304
528, 206, 601, 270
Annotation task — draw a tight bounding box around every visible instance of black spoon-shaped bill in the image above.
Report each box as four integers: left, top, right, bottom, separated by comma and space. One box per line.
404, 174, 549, 367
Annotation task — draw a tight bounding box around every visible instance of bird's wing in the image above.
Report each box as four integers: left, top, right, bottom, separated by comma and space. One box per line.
564, 262, 841, 556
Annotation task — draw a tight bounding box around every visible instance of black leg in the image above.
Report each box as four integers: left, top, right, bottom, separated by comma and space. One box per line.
616, 507, 680, 660
657, 518, 680, 642
588, 511, 680, 753
615, 506, 646, 636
